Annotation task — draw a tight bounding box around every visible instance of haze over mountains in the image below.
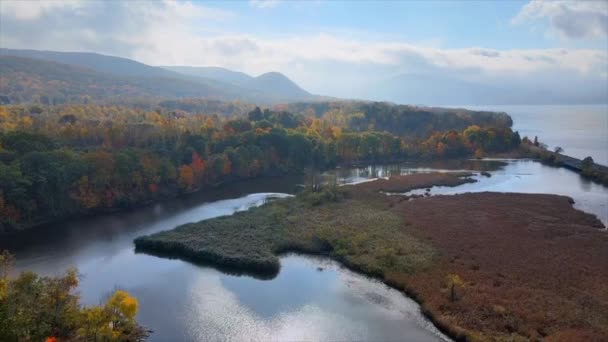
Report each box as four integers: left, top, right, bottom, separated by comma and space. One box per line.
0, 48, 606, 106
361, 73, 608, 106
0, 48, 179, 79
0, 48, 317, 105
163, 66, 311, 100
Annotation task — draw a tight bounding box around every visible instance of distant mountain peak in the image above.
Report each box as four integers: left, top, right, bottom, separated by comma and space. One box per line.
252, 71, 310, 97
165, 66, 311, 100
0, 49, 318, 104
256, 71, 285, 78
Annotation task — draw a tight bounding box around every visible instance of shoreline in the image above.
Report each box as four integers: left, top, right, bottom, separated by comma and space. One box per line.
134, 173, 607, 341
0, 156, 508, 236
522, 144, 608, 185
0, 173, 290, 237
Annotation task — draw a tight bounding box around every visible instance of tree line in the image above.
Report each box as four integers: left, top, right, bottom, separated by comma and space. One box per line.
285, 100, 513, 137
0, 104, 520, 232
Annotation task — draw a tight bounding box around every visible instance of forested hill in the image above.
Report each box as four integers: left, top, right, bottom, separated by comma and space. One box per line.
164, 67, 311, 100
162, 66, 253, 86
254, 72, 310, 99
0, 55, 231, 104
1, 49, 314, 102
0, 48, 178, 79
0, 53, 316, 104
283, 101, 512, 138
0, 103, 520, 232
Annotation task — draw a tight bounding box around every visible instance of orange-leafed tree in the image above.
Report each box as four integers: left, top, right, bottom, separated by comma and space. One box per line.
436, 142, 447, 158
0, 193, 21, 223
191, 152, 206, 185
70, 176, 101, 209
222, 155, 232, 176
178, 165, 195, 191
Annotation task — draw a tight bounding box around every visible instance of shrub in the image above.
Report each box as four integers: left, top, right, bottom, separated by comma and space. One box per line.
300, 185, 347, 206
446, 273, 465, 302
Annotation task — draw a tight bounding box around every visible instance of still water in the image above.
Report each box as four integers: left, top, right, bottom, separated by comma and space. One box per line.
339, 159, 607, 226
3, 175, 448, 342
461, 104, 608, 166
404, 160, 607, 226
3, 160, 606, 341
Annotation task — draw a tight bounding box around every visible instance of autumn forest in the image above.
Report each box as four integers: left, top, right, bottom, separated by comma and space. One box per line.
0, 101, 519, 232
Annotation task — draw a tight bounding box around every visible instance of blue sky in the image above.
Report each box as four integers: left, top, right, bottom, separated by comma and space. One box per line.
1, 0, 607, 100
204, 0, 603, 49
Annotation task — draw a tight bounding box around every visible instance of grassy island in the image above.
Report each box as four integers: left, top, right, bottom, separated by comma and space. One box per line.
134, 172, 475, 278
134, 172, 607, 341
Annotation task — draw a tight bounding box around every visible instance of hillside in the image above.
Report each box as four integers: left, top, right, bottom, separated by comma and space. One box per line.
285, 100, 513, 137
0, 48, 178, 79
252, 72, 311, 99
0, 49, 315, 104
0, 55, 231, 104
164, 66, 312, 100
163, 66, 253, 86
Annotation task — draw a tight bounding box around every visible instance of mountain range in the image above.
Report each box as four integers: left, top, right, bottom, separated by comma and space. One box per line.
0, 48, 316, 105
163, 66, 311, 100
1, 48, 605, 106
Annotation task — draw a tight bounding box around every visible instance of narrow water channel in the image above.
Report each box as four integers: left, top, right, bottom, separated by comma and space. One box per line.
3, 159, 605, 341
2, 173, 449, 341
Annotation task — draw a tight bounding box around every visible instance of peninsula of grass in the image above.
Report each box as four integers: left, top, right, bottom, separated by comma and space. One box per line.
134, 172, 608, 341
134, 173, 476, 277
134, 183, 440, 278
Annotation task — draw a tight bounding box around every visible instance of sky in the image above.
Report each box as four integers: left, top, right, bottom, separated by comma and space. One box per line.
1, 0, 607, 101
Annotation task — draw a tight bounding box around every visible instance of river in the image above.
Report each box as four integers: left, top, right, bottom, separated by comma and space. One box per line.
2, 159, 607, 341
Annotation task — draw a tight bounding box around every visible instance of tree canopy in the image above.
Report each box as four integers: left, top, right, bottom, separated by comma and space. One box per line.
0, 103, 520, 232
0, 251, 147, 341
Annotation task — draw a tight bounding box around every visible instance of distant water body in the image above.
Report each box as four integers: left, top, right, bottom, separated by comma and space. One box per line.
458, 105, 608, 166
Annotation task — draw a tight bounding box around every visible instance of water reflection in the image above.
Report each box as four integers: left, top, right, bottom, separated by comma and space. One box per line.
399, 160, 608, 226
1, 175, 303, 265
3, 159, 606, 341
3, 172, 450, 342
182, 255, 448, 342
324, 159, 506, 185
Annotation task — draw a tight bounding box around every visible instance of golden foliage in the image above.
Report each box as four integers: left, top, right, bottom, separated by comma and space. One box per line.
178, 164, 194, 190
0, 251, 146, 341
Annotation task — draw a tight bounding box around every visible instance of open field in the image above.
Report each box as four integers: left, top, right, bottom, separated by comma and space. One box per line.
135, 172, 607, 341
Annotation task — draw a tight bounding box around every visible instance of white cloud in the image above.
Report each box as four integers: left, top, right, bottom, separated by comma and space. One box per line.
249, 0, 281, 9
126, 30, 606, 97
141, 33, 604, 77
0, 0, 605, 100
513, 0, 608, 40
0, 0, 83, 20
162, 0, 236, 20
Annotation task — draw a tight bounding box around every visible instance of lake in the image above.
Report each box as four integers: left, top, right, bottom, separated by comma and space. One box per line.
459, 104, 608, 166
3, 159, 606, 341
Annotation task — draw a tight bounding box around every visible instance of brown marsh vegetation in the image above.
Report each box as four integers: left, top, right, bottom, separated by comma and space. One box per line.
135, 173, 607, 341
